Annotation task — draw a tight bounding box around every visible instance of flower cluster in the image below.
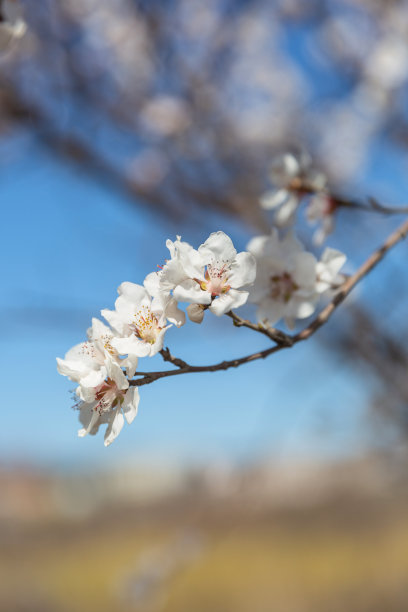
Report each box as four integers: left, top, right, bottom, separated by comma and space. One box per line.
57, 232, 258, 445
58, 196, 346, 445
260, 151, 337, 245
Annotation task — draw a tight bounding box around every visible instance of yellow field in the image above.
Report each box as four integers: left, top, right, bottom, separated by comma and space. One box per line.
1, 495, 408, 612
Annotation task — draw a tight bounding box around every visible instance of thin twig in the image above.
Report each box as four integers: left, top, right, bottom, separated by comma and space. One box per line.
298, 183, 408, 215
225, 311, 293, 346
129, 218, 408, 388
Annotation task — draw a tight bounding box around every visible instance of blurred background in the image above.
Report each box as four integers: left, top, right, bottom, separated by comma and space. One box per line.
2, 0, 408, 610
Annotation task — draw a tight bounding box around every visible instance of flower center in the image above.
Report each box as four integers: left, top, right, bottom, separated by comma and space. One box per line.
131, 306, 162, 344
270, 272, 298, 303
100, 333, 116, 356
94, 378, 125, 414
197, 261, 231, 297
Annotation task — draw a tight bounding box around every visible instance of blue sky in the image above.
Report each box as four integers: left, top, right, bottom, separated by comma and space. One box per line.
0, 131, 404, 472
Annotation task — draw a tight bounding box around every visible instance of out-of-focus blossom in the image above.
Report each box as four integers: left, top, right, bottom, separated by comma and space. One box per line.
140, 96, 191, 137
260, 152, 327, 226
315, 247, 346, 293
247, 229, 345, 329
0, 0, 26, 51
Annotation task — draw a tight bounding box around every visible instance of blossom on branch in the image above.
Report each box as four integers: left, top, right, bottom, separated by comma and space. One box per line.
76, 354, 139, 447
247, 229, 345, 329
101, 282, 175, 358
169, 231, 256, 321
260, 152, 327, 227
57, 340, 140, 446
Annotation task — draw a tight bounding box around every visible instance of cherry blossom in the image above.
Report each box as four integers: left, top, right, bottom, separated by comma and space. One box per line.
76, 354, 139, 447
247, 229, 345, 329
144, 235, 188, 327
101, 282, 172, 358
57, 318, 138, 383
58, 340, 140, 446
260, 152, 327, 226
169, 231, 256, 320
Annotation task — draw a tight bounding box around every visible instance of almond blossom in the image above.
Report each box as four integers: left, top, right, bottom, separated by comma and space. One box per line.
144, 235, 188, 328
260, 152, 327, 226
247, 229, 345, 329
101, 282, 173, 358
56, 317, 138, 383
168, 231, 256, 320
76, 354, 139, 447
58, 341, 140, 446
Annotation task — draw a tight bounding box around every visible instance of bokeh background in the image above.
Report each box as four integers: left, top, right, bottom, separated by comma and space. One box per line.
2, 1, 408, 610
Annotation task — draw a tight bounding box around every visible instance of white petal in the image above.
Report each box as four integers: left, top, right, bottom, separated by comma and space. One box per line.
198, 231, 237, 264
160, 258, 190, 290
256, 298, 285, 326
143, 272, 161, 298
260, 188, 290, 210
292, 252, 317, 288
118, 282, 149, 303
246, 235, 269, 258
56, 356, 92, 383
287, 297, 318, 320
78, 404, 100, 438
124, 355, 138, 379
149, 326, 169, 356
106, 358, 128, 391
88, 318, 112, 341
228, 252, 257, 288
122, 387, 140, 424
274, 194, 299, 226
209, 289, 249, 316
269, 153, 300, 184
173, 279, 212, 305
187, 303, 205, 323
101, 308, 128, 336
104, 410, 125, 447
164, 297, 185, 327
111, 336, 151, 358
209, 293, 235, 316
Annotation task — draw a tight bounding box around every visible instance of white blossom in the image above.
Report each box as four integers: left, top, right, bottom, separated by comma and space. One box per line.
143, 235, 187, 328
101, 282, 172, 358
169, 231, 256, 320
260, 152, 327, 226
57, 342, 140, 446
76, 354, 139, 447
247, 229, 345, 329
57, 318, 138, 383
315, 247, 347, 293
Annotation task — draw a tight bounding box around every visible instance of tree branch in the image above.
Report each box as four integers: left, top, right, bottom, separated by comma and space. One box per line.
129, 218, 408, 388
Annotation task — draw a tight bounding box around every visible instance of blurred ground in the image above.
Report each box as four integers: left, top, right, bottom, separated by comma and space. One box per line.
1, 453, 408, 612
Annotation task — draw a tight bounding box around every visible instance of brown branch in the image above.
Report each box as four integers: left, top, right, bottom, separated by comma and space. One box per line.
334, 195, 408, 215
226, 311, 294, 346
129, 218, 408, 387
299, 183, 408, 216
